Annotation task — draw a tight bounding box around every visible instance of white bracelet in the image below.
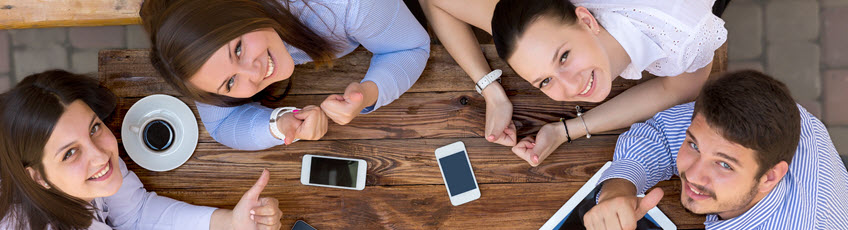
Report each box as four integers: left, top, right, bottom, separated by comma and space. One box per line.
575, 105, 591, 139
475, 69, 503, 94
269, 107, 299, 142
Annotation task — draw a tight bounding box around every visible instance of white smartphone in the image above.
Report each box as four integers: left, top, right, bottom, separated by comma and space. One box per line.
435, 141, 481, 206
301, 155, 367, 190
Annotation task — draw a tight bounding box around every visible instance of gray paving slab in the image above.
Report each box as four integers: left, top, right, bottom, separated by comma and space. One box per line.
71, 49, 100, 74
724, 2, 763, 60
0, 74, 10, 93
765, 1, 819, 42
824, 69, 848, 125
766, 41, 821, 101
126, 25, 151, 49
8, 27, 67, 47
0, 31, 9, 74
829, 126, 848, 157
69, 26, 125, 49
823, 7, 848, 68
12, 44, 69, 82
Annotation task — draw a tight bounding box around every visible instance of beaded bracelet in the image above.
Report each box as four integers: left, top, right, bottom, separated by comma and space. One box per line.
560, 118, 572, 143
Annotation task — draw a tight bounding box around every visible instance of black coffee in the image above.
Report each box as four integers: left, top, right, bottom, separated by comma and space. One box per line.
143, 119, 175, 151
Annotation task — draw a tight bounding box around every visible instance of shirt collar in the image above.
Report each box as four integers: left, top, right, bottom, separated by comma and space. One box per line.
593, 10, 665, 80
703, 173, 791, 229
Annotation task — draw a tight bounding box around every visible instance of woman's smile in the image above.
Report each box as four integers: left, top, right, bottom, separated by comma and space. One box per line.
87, 160, 113, 181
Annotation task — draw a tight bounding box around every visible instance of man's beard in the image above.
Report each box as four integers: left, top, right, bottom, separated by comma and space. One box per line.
680, 172, 759, 216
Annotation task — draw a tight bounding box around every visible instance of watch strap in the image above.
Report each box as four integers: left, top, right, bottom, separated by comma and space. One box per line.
475, 69, 503, 94
269, 107, 298, 141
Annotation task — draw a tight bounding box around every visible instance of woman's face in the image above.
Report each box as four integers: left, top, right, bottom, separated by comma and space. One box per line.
190, 28, 296, 98
507, 10, 613, 102
39, 100, 123, 202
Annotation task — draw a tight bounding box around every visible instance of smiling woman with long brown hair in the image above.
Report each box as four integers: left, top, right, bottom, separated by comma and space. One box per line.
0, 70, 282, 230
141, 0, 430, 151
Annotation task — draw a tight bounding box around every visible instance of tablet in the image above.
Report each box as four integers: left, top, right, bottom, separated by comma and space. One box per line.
540, 162, 676, 230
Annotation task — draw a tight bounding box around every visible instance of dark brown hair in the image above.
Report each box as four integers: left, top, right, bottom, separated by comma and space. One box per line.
693, 70, 801, 177
0, 70, 117, 229
141, 0, 337, 107
491, 0, 579, 61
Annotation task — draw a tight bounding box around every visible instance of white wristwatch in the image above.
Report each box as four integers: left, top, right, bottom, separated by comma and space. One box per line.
475, 69, 503, 94
269, 107, 299, 142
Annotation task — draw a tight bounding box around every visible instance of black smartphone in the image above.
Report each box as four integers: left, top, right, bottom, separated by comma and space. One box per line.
292, 220, 317, 230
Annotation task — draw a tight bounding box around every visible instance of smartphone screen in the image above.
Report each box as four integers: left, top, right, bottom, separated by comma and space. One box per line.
309, 157, 358, 188
291, 220, 317, 230
438, 151, 477, 196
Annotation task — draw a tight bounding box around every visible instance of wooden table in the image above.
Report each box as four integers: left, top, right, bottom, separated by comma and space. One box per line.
99, 44, 724, 229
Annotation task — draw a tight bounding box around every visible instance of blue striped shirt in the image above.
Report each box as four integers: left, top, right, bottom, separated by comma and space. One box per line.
196, 0, 430, 150
598, 102, 848, 229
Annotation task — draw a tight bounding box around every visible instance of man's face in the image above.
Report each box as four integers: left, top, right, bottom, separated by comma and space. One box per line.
676, 115, 766, 219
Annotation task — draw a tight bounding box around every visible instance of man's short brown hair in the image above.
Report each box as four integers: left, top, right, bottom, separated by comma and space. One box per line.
693, 70, 801, 177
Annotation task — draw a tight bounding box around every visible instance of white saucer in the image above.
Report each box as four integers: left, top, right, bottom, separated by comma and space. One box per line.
121, 94, 198, 172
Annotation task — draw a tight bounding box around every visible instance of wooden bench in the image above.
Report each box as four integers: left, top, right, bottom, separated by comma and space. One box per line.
99, 43, 726, 229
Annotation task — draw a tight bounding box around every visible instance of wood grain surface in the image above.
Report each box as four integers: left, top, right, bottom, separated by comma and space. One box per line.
102, 43, 726, 229
0, 0, 142, 29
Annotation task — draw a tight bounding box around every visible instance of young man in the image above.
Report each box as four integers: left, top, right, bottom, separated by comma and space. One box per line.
584, 70, 848, 229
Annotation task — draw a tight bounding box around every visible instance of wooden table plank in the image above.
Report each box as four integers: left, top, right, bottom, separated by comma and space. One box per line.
0, 0, 142, 29
106, 91, 629, 144
144, 181, 704, 229
122, 137, 619, 188
120, 136, 707, 228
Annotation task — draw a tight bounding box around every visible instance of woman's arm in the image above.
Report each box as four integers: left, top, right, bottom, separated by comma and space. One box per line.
103, 161, 281, 230
196, 102, 285, 150
513, 62, 713, 166
197, 102, 326, 150
321, 0, 430, 125
419, 0, 517, 146
103, 160, 218, 229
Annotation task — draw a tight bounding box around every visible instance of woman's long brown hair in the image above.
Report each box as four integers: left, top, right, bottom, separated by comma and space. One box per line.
0, 70, 117, 229
141, 0, 338, 107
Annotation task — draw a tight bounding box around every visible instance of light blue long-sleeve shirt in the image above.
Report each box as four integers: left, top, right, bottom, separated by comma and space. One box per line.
597, 102, 848, 229
196, 0, 430, 151
0, 159, 217, 230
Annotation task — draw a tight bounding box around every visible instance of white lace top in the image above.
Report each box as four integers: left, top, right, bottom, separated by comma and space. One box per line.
574, 0, 727, 80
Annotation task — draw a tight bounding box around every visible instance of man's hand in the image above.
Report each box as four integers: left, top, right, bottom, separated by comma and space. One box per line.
583, 180, 664, 230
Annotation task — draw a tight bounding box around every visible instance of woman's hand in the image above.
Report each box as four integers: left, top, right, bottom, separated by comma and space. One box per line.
482, 83, 517, 146
511, 122, 567, 166
275, 106, 328, 145
231, 169, 283, 230
292, 105, 328, 141
275, 112, 302, 145
321, 82, 379, 125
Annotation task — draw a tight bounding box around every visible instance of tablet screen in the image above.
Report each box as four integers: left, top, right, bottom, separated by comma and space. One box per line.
439, 151, 477, 196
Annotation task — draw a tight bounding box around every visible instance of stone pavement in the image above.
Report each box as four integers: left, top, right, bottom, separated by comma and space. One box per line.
724, 0, 848, 166
0, 0, 846, 168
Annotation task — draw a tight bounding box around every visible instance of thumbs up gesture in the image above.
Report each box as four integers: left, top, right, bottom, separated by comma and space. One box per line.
232, 169, 282, 230
583, 179, 664, 230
